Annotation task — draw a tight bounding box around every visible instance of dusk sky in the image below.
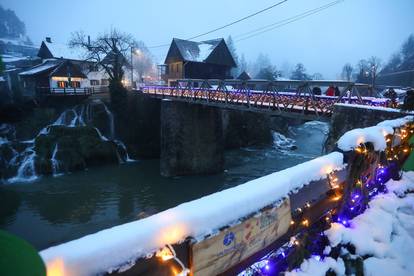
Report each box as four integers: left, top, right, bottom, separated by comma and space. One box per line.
2, 0, 413, 78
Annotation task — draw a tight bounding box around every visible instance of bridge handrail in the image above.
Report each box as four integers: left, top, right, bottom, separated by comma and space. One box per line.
175, 79, 371, 88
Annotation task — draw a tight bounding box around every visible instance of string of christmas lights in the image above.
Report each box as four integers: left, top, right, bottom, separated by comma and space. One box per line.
242, 123, 414, 276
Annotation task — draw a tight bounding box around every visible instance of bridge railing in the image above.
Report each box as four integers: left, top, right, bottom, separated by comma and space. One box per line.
39, 116, 413, 276
140, 79, 388, 119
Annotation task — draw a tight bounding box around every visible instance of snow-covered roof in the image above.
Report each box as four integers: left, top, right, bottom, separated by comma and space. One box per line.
1, 54, 30, 63
174, 38, 222, 62
19, 60, 60, 76
43, 40, 87, 61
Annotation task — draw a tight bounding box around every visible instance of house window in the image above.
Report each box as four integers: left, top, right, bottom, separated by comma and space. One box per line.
90, 80, 99, 86
70, 81, 81, 88
57, 81, 68, 88
101, 79, 109, 86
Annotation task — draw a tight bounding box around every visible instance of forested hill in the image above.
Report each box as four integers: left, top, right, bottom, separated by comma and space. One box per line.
0, 5, 36, 56
377, 34, 414, 87
0, 5, 27, 39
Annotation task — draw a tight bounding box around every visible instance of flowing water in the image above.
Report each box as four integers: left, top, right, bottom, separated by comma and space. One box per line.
0, 120, 329, 250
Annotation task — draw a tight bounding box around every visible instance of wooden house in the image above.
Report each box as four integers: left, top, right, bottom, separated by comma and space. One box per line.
162, 38, 237, 86
19, 59, 89, 97
19, 37, 109, 97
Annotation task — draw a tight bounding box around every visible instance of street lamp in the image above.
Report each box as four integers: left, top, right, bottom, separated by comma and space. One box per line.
130, 47, 141, 89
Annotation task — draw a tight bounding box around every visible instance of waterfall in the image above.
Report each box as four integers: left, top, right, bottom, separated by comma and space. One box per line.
8, 148, 37, 183
51, 143, 62, 176
115, 140, 134, 162
5, 100, 135, 183
102, 103, 115, 139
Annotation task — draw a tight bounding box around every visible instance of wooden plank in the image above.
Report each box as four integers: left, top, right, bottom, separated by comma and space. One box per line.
191, 199, 291, 276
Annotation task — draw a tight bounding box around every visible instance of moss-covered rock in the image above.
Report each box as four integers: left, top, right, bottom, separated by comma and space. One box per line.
33, 125, 120, 175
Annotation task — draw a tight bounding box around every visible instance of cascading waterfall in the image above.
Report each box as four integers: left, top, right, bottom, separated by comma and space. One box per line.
51, 143, 62, 176
102, 103, 115, 139
8, 148, 37, 183
4, 100, 134, 184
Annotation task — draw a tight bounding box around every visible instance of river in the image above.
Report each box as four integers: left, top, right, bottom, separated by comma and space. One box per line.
0, 121, 328, 250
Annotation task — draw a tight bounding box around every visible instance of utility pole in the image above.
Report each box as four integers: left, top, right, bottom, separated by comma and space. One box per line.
130, 46, 134, 89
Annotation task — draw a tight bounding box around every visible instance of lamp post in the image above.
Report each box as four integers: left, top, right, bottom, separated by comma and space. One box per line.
130, 47, 142, 89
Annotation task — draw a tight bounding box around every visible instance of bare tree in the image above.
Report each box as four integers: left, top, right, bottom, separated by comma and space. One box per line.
341, 63, 353, 81
367, 56, 382, 88
69, 29, 136, 85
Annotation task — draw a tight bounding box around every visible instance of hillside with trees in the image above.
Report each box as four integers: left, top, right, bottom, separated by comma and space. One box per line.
377, 34, 414, 87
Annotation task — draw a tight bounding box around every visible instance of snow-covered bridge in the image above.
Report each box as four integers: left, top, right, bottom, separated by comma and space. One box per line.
141, 79, 389, 121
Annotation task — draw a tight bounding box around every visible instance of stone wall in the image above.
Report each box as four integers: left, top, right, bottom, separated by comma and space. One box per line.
160, 100, 224, 177
325, 104, 410, 152
222, 109, 273, 149
117, 93, 161, 159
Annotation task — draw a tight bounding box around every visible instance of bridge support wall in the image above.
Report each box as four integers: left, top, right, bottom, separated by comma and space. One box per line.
325, 104, 408, 152
160, 100, 224, 177
222, 109, 273, 149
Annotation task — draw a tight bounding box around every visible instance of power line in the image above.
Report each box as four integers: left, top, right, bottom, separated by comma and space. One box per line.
235, 0, 344, 42
148, 0, 289, 48
378, 69, 414, 77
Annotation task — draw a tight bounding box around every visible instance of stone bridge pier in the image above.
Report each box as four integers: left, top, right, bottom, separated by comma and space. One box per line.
160, 99, 225, 177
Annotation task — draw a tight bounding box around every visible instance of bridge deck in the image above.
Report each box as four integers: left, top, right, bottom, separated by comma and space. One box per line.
140, 84, 389, 121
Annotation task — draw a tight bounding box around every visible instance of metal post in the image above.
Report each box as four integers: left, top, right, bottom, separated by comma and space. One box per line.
131, 47, 134, 89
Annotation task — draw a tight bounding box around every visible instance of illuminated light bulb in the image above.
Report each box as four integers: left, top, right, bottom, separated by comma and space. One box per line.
46, 258, 65, 276
403, 148, 409, 153
156, 247, 174, 261
325, 216, 330, 221
294, 240, 300, 246
332, 195, 342, 201
290, 220, 295, 225
356, 180, 362, 186
305, 202, 311, 208
302, 219, 309, 227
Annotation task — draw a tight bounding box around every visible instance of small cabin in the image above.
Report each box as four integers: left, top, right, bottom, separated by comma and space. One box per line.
162, 38, 237, 86
19, 59, 89, 97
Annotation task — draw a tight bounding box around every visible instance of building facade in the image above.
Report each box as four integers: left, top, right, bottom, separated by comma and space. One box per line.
162, 38, 237, 86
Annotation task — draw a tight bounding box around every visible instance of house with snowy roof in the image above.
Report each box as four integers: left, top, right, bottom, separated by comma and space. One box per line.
162, 38, 237, 86
18, 37, 109, 97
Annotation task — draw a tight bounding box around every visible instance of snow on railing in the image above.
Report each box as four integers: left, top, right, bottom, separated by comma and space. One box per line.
39, 116, 414, 276
40, 152, 344, 276
337, 116, 414, 151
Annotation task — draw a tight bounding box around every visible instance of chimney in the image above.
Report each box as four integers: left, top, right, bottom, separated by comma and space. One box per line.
88, 35, 91, 46
46, 37, 52, 43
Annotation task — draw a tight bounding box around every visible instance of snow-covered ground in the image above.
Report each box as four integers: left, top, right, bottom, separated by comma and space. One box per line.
287, 172, 414, 276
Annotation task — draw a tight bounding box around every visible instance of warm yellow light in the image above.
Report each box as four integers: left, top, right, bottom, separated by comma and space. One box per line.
290, 220, 295, 225
47, 258, 65, 276
323, 165, 333, 174
301, 219, 309, 227
332, 195, 342, 201
156, 247, 174, 261
404, 148, 409, 153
